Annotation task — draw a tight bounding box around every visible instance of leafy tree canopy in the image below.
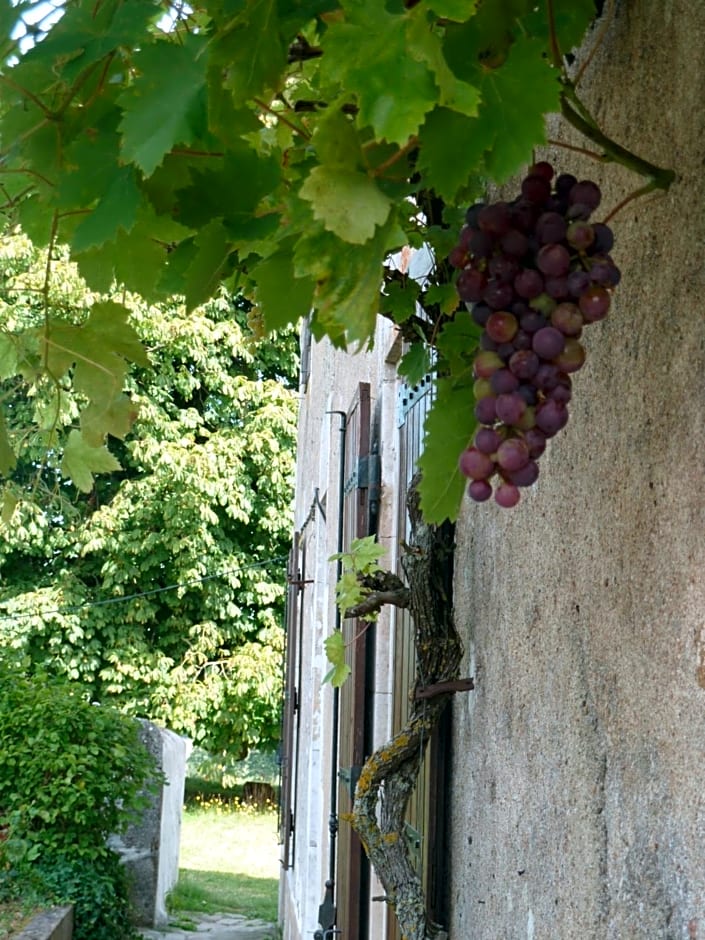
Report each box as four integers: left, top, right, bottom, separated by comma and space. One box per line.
0, 231, 298, 754
0, 0, 602, 522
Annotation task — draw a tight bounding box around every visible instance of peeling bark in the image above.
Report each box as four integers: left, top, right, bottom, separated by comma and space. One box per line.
349, 476, 469, 940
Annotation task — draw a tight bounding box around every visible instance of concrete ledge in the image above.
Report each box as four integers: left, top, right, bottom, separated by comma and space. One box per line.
14, 905, 73, 940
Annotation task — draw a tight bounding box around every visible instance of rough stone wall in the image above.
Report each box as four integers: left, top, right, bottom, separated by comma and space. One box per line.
450, 3, 705, 938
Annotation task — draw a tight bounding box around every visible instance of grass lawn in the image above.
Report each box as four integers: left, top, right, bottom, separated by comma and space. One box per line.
168, 801, 280, 924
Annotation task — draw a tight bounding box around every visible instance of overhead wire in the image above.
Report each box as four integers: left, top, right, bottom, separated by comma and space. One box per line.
0, 553, 289, 623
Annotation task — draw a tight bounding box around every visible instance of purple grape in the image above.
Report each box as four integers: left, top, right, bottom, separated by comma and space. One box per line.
568, 180, 601, 212
521, 174, 551, 205
545, 276, 569, 301
496, 437, 530, 472
508, 459, 539, 487
550, 302, 583, 337
567, 221, 595, 251
567, 269, 591, 297
495, 482, 521, 508
509, 349, 539, 380
480, 332, 498, 351
579, 285, 610, 322
495, 392, 526, 426
474, 378, 491, 399
465, 203, 486, 227
516, 383, 538, 406
589, 257, 621, 287
553, 338, 586, 373
459, 447, 495, 480
468, 479, 493, 502
591, 222, 614, 254
457, 267, 487, 303
468, 229, 494, 259
528, 161, 554, 181
537, 243, 571, 277
555, 173, 577, 197
501, 229, 529, 258
478, 202, 512, 236
535, 399, 569, 436
474, 427, 502, 454
483, 280, 515, 310
536, 211, 567, 245
524, 427, 547, 458
473, 350, 503, 378
486, 311, 518, 343
514, 268, 544, 299
512, 329, 532, 351
472, 303, 492, 327
533, 362, 561, 391
519, 310, 547, 334
488, 254, 520, 284
548, 375, 572, 404
510, 200, 540, 233
449, 245, 468, 269
474, 396, 498, 424
532, 326, 566, 360
496, 342, 515, 361
490, 368, 520, 395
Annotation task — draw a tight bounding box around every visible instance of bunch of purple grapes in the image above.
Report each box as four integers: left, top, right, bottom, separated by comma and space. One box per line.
451, 161, 619, 508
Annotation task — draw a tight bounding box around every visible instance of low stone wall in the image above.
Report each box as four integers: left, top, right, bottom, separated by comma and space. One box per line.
108, 720, 191, 927
14, 905, 73, 940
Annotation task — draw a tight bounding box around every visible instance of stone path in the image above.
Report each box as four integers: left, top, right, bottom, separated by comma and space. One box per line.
139, 911, 277, 940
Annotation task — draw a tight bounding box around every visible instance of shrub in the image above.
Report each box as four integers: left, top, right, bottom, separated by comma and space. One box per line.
0, 667, 159, 938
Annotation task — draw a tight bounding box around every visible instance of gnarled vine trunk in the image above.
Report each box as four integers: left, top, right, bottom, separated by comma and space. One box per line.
349, 478, 471, 940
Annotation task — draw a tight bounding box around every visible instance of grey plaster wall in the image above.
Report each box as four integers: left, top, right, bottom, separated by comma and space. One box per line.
449, 3, 705, 938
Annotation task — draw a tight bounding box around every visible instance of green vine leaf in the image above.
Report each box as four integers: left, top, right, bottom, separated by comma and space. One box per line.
323, 631, 351, 687
299, 166, 392, 244
117, 33, 209, 177
60, 430, 122, 493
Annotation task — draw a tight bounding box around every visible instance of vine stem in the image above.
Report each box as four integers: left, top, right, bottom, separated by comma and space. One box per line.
546, 138, 605, 163
253, 98, 311, 140
559, 86, 675, 190
602, 180, 661, 224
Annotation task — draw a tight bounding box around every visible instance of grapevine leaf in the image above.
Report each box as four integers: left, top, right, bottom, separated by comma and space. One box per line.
1, 486, 18, 525
311, 107, 363, 170
0, 409, 16, 476
61, 430, 122, 493
72, 166, 141, 252
424, 281, 462, 316
398, 344, 432, 386
417, 374, 477, 523
424, 0, 479, 19
0, 332, 18, 379
80, 395, 140, 447
251, 251, 315, 332
183, 220, 234, 312
417, 107, 487, 200
380, 279, 418, 324
19, 0, 156, 78
323, 631, 351, 687
299, 166, 392, 244
294, 219, 396, 345
117, 33, 209, 177
436, 308, 482, 375
213, 0, 288, 106
84, 302, 149, 367
330, 535, 386, 573
320, 1, 437, 144
408, 11, 481, 118
480, 37, 562, 180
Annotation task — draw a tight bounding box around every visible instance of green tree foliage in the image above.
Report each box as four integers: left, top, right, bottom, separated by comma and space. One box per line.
0, 232, 298, 754
0, 0, 605, 522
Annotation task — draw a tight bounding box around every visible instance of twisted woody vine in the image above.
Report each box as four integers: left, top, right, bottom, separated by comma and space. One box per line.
0, 0, 676, 938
